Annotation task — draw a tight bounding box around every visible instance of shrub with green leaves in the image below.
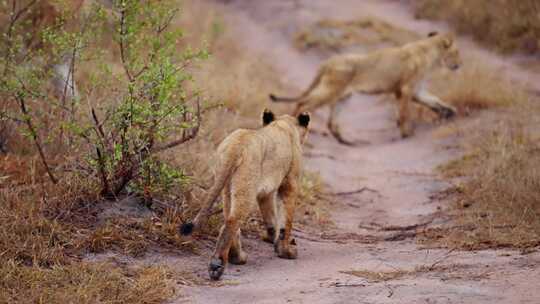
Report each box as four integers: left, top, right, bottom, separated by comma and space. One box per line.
0, 0, 207, 198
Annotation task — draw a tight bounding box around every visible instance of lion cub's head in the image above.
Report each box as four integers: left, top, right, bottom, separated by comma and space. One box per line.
428, 32, 461, 71
262, 109, 311, 143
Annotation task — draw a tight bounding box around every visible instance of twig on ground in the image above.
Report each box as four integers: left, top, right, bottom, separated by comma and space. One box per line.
331, 187, 379, 196
384, 282, 394, 298
332, 282, 366, 288
384, 231, 417, 242
379, 220, 434, 231
428, 248, 457, 270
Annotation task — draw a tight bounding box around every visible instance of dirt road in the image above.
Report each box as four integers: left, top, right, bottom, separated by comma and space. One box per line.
172, 1, 540, 303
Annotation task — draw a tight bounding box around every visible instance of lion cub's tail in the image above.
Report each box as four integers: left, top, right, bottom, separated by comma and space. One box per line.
179, 157, 236, 236
269, 66, 325, 103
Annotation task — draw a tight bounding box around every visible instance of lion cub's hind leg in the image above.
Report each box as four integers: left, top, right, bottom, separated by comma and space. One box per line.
413, 89, 457, 119
219, 184, 247, 265
209, 179, 254, 280
209, 224, 232, 280
327, 93, 369, 146
258, 192, 279, 244
275, 179, 299, 259
397, 86, 414, 138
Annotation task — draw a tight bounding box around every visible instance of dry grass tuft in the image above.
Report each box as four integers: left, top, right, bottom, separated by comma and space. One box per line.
413, 0, 540, 54
438, 64, 521, 114
86, 213, 195, 257
428, 57, 529, 114
427, 105, 540, 250
294, 17, 419, 53
341, 264, 474, 283
341, 269, 409, 282
296, 171, 332, 226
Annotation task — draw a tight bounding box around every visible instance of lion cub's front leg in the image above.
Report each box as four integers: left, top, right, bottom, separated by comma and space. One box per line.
275, 180, 298, 259
228, 228, 248, 265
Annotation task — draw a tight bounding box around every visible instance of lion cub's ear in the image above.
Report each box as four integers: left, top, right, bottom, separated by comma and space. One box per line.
297, 112, 310, 128
262, 108, 275, 126
427, 31, 438, 37
441, 33, 454, 49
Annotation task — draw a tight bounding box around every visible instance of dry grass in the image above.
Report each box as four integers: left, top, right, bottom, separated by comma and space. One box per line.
413, 0, 540, 54
412, 1, 540, 249
427, 105, 540, 250
0, 164, 193, 280
428, 56, 529, 114
0, 262, 175, 304
0, 175, 184, 302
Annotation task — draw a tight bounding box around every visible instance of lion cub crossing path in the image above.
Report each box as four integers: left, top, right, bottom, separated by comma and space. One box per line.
270, 32, 461, 144
181, 109, 311, 280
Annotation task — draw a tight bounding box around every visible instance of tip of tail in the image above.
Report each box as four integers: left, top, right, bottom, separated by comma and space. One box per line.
269, 94, 278, 102
179, 222, 195, 235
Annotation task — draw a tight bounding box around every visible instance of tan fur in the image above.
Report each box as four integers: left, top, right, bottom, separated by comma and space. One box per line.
181, 109, 310, 280
270, 33, 461, 144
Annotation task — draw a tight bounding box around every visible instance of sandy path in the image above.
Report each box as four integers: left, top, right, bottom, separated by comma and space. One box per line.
171, 1, 540, 303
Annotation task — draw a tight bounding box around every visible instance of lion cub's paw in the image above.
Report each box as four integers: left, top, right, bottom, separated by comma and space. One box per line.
208, 258, 225, 280
261, 227, 276, 244
439, 107, 456, 119
275, 241, 298, 259
398, 122, 414, 138
229, 250, 248, 265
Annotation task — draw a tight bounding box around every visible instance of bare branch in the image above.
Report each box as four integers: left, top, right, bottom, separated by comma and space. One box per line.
3, 0, 38, 76
60, 39, 80, 109
112, 159, 134, 196
152, 98, 201, 153
11, 0, 38, 25
95, 147, 110, 196
91, 108, 106, 139
156, 8, 179, 34
118, 7, 133, 82
16, 95, 58, 184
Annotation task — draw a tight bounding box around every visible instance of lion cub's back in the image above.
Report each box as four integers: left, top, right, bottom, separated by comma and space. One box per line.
216, 127, 294, 194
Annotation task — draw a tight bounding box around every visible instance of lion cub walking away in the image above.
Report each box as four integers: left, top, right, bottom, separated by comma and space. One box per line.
180, 109, 311, 280
270, 32, 461, 145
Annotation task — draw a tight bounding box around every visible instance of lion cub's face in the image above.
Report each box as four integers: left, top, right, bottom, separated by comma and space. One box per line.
429, 32, 462, 71
440, 34, 461, 71
262, 109, 311, 143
